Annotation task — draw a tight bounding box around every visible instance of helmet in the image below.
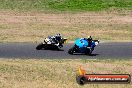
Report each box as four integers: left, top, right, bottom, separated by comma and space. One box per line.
56, 33, 61, 36
87, 36, 92, 41
56, 33, 61, 37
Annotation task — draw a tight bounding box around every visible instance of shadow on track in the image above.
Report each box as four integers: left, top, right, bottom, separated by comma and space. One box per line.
69, 53, 99, 56
38, 49, 64, 51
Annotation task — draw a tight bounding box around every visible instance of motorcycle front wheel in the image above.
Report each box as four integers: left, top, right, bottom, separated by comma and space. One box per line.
68, 47, 75, 55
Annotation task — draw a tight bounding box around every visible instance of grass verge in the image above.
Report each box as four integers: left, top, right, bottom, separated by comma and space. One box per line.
0, 58, 132, 88
0, 11, 131, 42
0, 0, 131, 11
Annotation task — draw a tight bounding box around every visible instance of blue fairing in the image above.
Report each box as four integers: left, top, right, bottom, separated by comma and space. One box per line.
91, 41, 95, 48
75, 38, 89, 48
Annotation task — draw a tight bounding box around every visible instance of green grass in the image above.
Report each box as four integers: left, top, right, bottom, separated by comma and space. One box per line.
0, 0, 131, 11
0, 0, 131, 42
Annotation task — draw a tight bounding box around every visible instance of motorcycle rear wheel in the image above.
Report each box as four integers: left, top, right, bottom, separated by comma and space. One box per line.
85, 48, 91, 55
36, 43, 43, 50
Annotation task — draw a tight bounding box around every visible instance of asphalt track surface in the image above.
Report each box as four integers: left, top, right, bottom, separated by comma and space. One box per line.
0, 42, 132, 59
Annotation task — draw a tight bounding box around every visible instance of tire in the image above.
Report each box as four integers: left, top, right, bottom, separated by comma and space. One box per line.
68, 47, 74, 54
85, 48, 91, 55
36, 43, 43, 50
76, 75, 86, 85
57, 44, 63, 51
57, 46, 61, 51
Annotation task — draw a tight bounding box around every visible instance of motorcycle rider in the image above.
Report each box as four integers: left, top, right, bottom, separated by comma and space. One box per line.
54, 33, 63, 47
44, 34, 62, 46
54, 33, 62, 43
87, 36, 95, 51
87, 36, 93, 46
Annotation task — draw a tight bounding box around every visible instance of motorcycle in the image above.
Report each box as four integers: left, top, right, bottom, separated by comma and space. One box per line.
36, 36, 67, 50
68, 38, 99, 55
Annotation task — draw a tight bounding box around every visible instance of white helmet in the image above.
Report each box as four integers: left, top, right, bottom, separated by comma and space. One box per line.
56, 33, 61, 37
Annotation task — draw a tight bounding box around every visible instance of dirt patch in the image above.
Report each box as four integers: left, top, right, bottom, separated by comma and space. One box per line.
0, 11, 132, 42
0, 11, 131, 25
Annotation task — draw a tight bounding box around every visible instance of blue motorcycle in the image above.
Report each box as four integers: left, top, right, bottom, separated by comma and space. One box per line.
68, 38, 99, 55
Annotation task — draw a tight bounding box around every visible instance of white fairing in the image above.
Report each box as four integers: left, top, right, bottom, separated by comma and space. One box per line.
55, 43, 59, 46
95, 42, 99, 46
45, 38, 51, 44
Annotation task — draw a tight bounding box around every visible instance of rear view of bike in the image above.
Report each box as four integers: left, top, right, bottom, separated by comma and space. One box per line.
68, 38, 99, 55
36, 34, 67, 50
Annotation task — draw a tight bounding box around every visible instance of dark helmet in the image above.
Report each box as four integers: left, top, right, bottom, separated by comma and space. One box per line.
87, 36, 92, 41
